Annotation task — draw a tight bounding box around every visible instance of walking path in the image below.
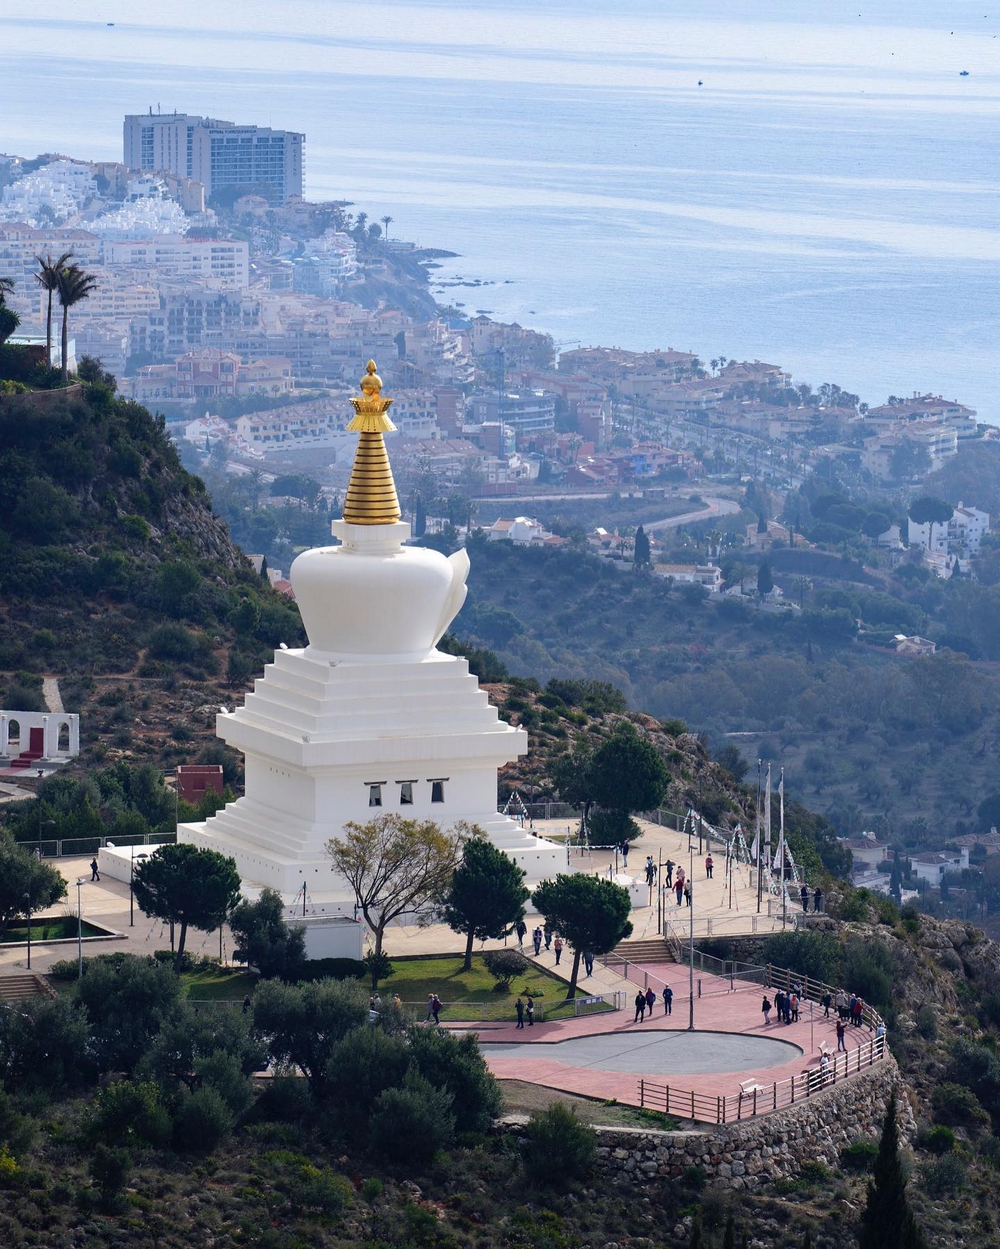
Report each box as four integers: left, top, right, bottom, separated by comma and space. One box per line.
42, 677, 64, 714
476, 962, 872, 1113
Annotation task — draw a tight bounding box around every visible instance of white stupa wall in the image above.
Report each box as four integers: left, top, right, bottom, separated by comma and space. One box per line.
179, 369, 567, 909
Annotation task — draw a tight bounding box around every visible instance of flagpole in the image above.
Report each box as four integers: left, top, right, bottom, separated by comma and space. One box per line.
780, 767, 787, 929
755, 760, 763, 913
764, 764, 772, 916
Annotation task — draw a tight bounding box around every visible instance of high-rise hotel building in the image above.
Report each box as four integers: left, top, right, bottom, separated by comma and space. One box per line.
123, 112, 304, 204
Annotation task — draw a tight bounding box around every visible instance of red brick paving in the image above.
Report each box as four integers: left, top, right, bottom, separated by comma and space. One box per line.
477, 962, 877, 1115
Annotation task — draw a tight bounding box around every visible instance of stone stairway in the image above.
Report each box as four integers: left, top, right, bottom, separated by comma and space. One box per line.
614, 937, 678, 963
0, 973, 56, 1004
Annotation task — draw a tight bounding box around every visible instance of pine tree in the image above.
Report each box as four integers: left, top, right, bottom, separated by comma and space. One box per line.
859, 1090, 927, 1249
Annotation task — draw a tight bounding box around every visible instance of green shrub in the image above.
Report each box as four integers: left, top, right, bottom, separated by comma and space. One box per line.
914, 1004, 938, 1041
922, 1151, 968, 1196
88, 1143, 131, 1214
406, 1028, 503, 1134
917, 1124, 955, 1154
253, 1076, 313, 1125
482, 948, 529, 991
173, 1087, 233, 1154
932, 1081, 991, 1130
195, 1051, 255, 1118
521, 1103, 596, 1187
294, 957, 365, 983
840, 1139, 878, 1172
369, 1074, 456, 1163
88, 1081, 172, 1149
324, 1027, 410, 1135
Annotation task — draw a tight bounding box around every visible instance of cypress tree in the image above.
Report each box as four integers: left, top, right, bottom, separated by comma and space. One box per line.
415, 494, 427, 537
634, 524, 651, 568
859, 1090, 927, 1249
260, 556, 268, 582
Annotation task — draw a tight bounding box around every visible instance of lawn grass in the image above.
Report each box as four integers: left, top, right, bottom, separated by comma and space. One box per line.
381, 953, 576, 1022
0, 918, 105, 943
181, 966, 258, 1000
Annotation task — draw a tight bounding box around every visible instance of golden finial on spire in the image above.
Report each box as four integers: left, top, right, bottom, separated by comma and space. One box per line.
343, 360, 402, 525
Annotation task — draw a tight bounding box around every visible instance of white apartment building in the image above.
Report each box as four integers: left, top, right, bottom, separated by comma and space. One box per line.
0, 224, 102, 286
124, 112, 304, 204
103, 236, 249, 289
0, 160, 97, 226
235, 407, 348, 450
653, 563, 723, 591
862, 421, 958, 481
88, 177, 190, 240
907, 501, 990, 556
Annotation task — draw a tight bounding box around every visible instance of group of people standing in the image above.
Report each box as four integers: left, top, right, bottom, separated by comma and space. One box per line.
516, 920, 594, 976
633, 984, 673, 1021
760, 984, 802, 1025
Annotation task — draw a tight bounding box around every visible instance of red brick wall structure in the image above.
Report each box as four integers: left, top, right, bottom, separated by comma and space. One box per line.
176, 764, 224, 805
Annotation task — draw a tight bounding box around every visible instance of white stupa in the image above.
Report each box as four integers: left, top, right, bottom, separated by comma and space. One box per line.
179, 361, 565, 923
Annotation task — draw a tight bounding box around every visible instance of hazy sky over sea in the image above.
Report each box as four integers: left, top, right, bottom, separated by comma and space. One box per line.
1, 1, 996, 415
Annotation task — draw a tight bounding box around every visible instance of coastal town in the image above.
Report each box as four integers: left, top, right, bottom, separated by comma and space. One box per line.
0, 112, 992, 581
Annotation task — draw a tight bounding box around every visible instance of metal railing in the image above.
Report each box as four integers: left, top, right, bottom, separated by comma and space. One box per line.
638, 1033, 886, 1124
22, 832, 177, 859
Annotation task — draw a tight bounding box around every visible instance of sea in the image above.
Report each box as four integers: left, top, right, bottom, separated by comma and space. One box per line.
1, 0, 997, 417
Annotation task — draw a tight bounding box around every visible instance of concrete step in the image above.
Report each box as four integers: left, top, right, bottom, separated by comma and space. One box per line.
614, 937, 677, 963
0, 973, 57, 1003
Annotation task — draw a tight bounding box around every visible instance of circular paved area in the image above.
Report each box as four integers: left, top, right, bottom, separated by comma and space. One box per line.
481, 1029, 801, 1075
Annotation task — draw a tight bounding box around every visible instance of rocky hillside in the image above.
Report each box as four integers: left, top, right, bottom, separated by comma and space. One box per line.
0, 378, 303, 775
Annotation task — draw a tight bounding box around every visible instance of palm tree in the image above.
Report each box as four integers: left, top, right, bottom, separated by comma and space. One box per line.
55, 264, 98, 383
381, 215, 393, 245
34, 252, 74, 368
0, 305, 20, 349
0, 276, 15, 303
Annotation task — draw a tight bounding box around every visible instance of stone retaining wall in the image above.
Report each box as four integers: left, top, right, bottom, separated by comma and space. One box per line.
504, 1057, 911, 1191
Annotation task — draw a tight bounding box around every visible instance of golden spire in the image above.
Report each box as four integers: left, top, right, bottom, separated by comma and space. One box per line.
343, 360, 401, 525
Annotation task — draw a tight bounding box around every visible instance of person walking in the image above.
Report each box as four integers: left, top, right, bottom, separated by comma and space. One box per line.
664, 859, 674, 888
645, 987, 656, 1017
543, 926, 552, 952
90, 857, 100, 882
762, 995, 772, 1025
683, 883, 692, 908
774, 989, 784, 1023
426, 994, 436, 1022
634, 991, 646, 1023
675, 879, 684, 906
676, 865, 686, 890
821, 991, 832, 1018
583, 949, 595, 977
526, 995, 535, 1026
813, 887, 823, 913
431, 994, 442, 1026
515, 997, 525, 1029
705, 853, 714, 879
800, 884, 809, 913
620, 841, 630, 868
242, 995, 251, 1015
532, 926, 543, 957
516, 920, 527, 949
553, 935, 563, 966
836, 1019, 847, 1052
663, 985, 673, 1016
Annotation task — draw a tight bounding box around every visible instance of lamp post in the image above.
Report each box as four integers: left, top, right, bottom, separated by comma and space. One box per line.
37, 815, 55, 858
24, 892, 31, 970
687, 840, 695, 1031
75, 877, 87, 980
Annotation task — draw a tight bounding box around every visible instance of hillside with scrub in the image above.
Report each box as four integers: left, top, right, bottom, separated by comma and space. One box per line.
449, 526, 1000, 861
0, 367, 303, 774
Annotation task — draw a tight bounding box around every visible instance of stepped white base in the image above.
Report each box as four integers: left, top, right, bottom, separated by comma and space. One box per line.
178, 646, 569, 904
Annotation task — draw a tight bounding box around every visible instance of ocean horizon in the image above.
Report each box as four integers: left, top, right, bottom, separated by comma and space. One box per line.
1, 0, 996, 418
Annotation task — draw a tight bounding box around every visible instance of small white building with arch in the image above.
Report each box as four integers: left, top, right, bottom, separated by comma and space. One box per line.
0, 710, 80, 768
